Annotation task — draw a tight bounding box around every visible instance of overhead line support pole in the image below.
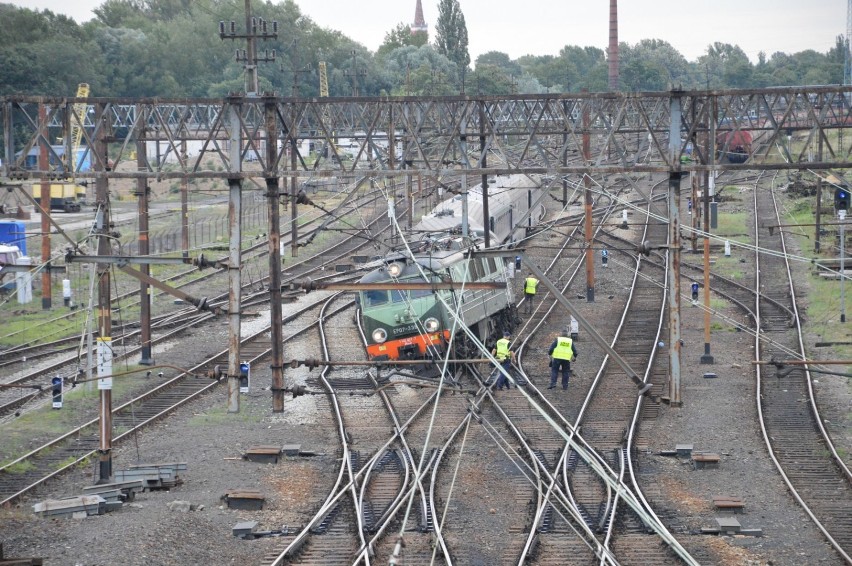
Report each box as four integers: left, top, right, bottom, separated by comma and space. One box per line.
137, 114, 153, 366
480, 102, 490, 249
181, 139, 189, 260
227, 100, 243, 414
667, 91, 683, 406
583, 90, 595, 302
265, 97, 285, 413
700, 99, 714, 365
94, 103, 113, 482
39, 103, 51, 310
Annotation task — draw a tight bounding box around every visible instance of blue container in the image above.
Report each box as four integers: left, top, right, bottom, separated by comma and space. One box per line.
0, 220, 26, 255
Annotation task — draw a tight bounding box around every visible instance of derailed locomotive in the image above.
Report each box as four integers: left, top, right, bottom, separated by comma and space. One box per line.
359, 174, 546, 361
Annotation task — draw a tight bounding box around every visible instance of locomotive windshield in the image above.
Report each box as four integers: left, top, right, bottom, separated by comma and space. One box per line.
363, 289, 407, 307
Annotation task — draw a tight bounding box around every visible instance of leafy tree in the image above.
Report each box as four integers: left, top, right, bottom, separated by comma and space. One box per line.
475, 51, 521, 78
378, 45, 457, 96
619, 40, 691, 91
434, 0, 470, 89
377, 22, 428, 58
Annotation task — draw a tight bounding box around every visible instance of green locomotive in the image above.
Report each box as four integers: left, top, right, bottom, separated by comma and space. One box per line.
359, 174, 546, 361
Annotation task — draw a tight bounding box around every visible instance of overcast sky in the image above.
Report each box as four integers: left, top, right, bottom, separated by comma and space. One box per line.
13, 0, 842, 63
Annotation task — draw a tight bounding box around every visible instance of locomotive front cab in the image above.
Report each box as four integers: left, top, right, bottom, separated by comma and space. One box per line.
360, 261, 449, 361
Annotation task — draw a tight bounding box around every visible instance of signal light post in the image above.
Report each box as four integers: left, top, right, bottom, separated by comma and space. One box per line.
51, 376, 63, 409
841, 209, 847, 324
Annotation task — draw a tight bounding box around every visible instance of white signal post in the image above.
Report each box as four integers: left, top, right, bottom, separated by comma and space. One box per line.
841, 209, 847, 323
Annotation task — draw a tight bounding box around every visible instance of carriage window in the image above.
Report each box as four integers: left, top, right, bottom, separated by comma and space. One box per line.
391, 290, 406, 303
468, 260, 481, 280
364, 290, 388, 307
487, 257, 498, 273
411, 288, 432, 299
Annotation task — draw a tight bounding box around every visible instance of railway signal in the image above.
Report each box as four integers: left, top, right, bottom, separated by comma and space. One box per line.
239, 362, 250, 394
835, 186, 850, 211
51, 376, 63, 409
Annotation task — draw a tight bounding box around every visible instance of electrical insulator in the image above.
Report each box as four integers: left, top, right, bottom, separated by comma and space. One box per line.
261, 19, 268, 34
272, 21, 278, 34
239, 362, 250, 393
219, 21, 225, 36
251, 17, 257, 33
51, 376, 63, 409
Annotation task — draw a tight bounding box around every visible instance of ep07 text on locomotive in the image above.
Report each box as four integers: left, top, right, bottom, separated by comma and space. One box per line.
358, 174, 547, 361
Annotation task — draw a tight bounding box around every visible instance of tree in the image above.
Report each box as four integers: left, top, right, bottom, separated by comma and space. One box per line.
434, 0, 470, 89
377, 22, 427, 58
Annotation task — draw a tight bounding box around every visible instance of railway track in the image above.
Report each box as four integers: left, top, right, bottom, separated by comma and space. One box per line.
752, 173, 852, 563
0, 183, 420, 503
0, 187, 399, 419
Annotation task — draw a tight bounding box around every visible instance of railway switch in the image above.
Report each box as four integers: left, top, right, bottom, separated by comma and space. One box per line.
51, 376, 63, 409
239, 362, 250, 393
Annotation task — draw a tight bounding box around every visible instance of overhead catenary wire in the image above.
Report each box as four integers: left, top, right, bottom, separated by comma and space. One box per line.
383, 201, 697, 564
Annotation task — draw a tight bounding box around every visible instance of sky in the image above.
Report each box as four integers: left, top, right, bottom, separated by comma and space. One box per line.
13, 0, 842, 63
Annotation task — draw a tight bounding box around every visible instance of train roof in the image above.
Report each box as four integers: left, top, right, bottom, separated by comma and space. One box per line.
415, 174, 540, 235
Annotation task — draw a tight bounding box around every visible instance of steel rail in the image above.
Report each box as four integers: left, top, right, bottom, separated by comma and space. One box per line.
754, 172, 852, 563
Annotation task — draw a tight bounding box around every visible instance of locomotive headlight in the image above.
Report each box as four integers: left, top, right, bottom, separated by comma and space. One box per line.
387, 262, 403, 277
424, 317, 440, 332
372, 328, 388, 343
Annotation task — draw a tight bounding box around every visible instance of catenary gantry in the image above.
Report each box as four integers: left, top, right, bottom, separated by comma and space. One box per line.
2, 86, 851, 183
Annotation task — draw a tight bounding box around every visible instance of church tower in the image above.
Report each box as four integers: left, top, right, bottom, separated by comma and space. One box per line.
411, 0, 428, 34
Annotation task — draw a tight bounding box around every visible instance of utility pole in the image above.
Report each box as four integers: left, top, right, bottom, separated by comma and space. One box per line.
94, 103, 113, 482
282, 39, 311, 97
137, 116, 153, 366
218, 0, 278, 96
344, 50, 366, 96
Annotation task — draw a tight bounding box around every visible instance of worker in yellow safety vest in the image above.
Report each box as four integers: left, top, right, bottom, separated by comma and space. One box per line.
491, 331, 515, 391
523, 273, 539, 314
548, 329, 578, 390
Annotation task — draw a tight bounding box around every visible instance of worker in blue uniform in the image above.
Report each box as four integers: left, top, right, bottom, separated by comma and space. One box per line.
548, 329, 578, 390
492, 331, 515, 391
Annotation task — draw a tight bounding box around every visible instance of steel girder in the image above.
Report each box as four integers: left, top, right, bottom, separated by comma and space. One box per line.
2, 87, 851, 185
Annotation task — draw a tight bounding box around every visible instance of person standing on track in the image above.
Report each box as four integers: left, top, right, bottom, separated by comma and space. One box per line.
492, 331, 515, 391
523, 273, 539, 314
548, 328, 578, 390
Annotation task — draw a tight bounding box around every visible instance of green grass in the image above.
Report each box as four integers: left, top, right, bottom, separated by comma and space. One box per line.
2, 460, 36, 474
714, 211, 750, 241
711, 254, 746, 281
